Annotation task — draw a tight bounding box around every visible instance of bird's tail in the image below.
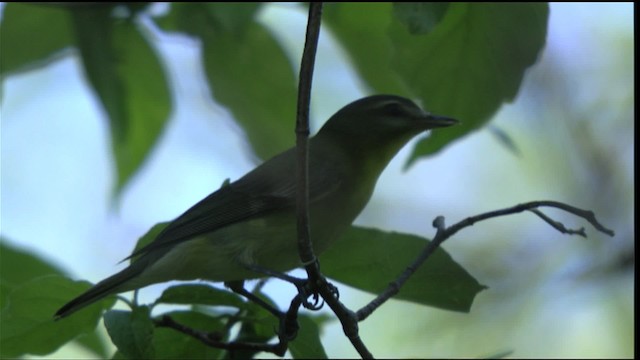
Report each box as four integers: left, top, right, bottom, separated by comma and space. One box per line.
54, 264, 144, 320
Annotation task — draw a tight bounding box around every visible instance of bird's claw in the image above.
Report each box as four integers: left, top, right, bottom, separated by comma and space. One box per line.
296, 279, 339, 310
295, 281, 324, 310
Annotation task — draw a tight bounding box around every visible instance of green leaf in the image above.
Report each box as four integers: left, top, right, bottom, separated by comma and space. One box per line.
321, 226, 486, 313
0, 239, 67, 307
121, 2, 152, 16
152, 311, 224, 359
156, 3, 299, 160
289, 314, 327, 359
0, 275, 114, 358
237, 290, 280, 341
203, 3, 262, 35
479, 349, 515, 359
324, 3, 548, 166
69, 7, 123, 142
392, 2, 450, 35
201, 22, 298, 160
225, 290, 279, 359
70, 8, 172, 196
155, 284, 246, 309
388, 3, 549, 164
322, 3, 410, 96
104, 307, 155, 359
112, 350, 127, 359
73, 330, 111, 360
0, 240, 111, 358
0, 3, 73, 78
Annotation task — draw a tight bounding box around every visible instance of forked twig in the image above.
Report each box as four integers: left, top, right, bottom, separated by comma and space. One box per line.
357, 200, 615, 321
154, 293, 304, 357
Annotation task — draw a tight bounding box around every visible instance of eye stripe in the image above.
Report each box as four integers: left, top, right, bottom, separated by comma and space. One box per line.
374, 99, 402, 109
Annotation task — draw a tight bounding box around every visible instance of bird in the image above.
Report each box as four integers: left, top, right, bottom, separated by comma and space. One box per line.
54, 94, 457, 319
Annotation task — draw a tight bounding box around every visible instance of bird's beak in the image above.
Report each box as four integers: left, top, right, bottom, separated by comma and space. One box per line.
419, 113, 459, 129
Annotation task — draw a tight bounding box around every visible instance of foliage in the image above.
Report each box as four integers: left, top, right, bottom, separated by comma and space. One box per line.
0, 2, 548, 358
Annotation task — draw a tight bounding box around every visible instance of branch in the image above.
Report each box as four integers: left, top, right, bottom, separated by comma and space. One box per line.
292, 4, 373, 358
317, 277, 374, 359
154, 315, 289, 356
296, 2, 323, 276
447, 200, 615, 238
153, 197, 612, 358
154, 293, 303, 357
357, 200, 615, 320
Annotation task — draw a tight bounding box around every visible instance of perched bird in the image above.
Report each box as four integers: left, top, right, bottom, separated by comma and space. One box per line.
54, 94, 457, 319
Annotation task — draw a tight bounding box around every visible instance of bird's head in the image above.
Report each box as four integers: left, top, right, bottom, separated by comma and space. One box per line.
317, 94, 457, 153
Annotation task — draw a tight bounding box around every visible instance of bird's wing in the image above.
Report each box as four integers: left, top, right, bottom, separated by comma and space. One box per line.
126, 148, 343, 260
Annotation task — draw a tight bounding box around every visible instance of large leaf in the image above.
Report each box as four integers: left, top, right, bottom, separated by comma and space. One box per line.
203, 2, 262, 35
0, 240, 67, 306
155, 283, 246, 309
0, 3, 73, 78
0, 240, 111, 357
73, 331, 112, 360
104, 307, 155, 359
69, 7, 172, 195
392, 2, 450, 35
289, 314, 327, 359
156, 3, 297, 160
0, 275, 114, 358
322, 3, 410, 97
321, 226, 486, 313
226, 289, 280, 359
203, 23, 296, 159
389, 3, 549, 164
202, 21, 298, 160
151, 311, 224, 359
323, 3, 548, 165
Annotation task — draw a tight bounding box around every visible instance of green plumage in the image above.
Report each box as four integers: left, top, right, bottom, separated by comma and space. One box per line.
54, 95, 456, 319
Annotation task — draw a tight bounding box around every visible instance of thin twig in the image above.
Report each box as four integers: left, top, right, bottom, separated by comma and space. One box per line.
281, 295, 303, 341
317, 277, 373, 359
528, 208, 586, 237
448, 200, 615, 237
154, 315, 289, 356
357, 201, 614, 320
156, 289, 303, 357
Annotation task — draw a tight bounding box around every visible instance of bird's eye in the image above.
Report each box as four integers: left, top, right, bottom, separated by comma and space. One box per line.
383, 102, 405, 116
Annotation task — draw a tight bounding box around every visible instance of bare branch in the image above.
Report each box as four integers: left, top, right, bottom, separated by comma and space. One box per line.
316, 277, 373, 359
448, 200, 615, 238
357, 200, 614, 321
154, 315, 289, 357
528, 208, 586, 237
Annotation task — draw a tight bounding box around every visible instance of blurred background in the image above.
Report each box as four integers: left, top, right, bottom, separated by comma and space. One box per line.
1, 2, 633, 358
